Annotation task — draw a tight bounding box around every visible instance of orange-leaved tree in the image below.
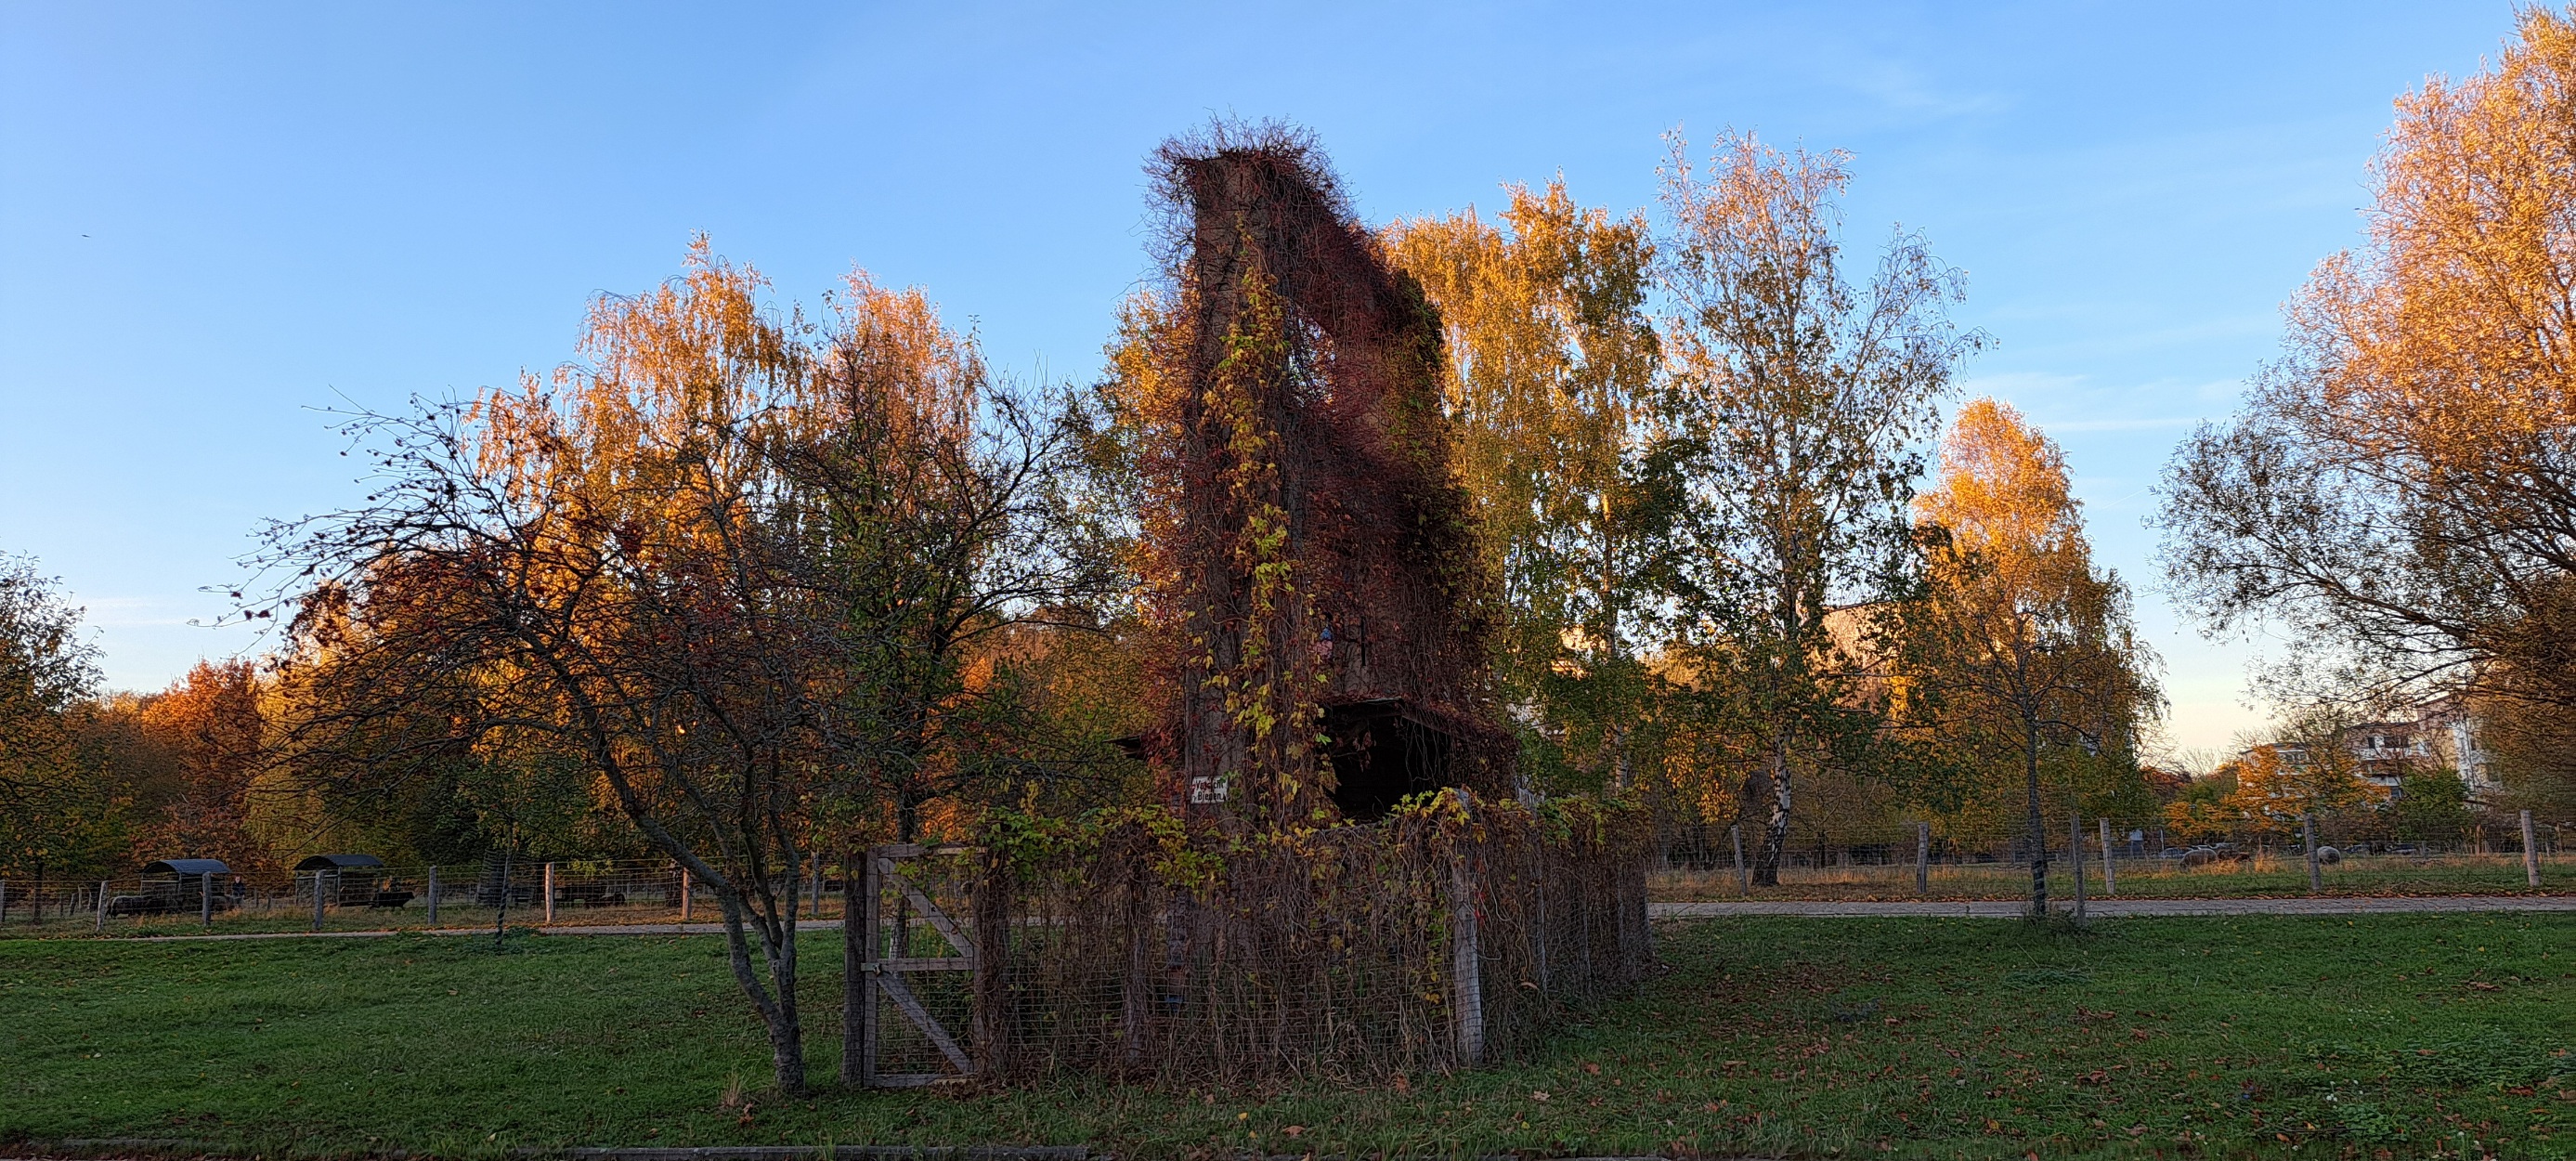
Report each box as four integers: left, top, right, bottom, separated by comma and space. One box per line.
259, 239, 1116, 1093
2223, 713, 2387, 835
130, 659, 277, 885
2159, 7, 2576, 769
1897, 398, 2159, 919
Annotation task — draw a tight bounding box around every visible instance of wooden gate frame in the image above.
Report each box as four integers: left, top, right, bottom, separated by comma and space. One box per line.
857, 842, 979, 1087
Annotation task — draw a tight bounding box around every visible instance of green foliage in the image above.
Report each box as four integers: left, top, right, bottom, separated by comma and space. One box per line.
981, 802, 1222, 894
1386, 180, 1667, 796
0, 555, 122, 880
2388, 770, 2475, 840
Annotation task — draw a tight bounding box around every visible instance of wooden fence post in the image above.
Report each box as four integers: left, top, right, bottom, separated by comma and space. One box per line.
1730, 825, 1748, 895
201, 872, 214, 929
857, 849, 882, 1087
96, 880, 108, 932
680, 867, 692, 921
970, 844, 1011, 1076
541, 862, 555, 924
1448, 852, 1485, 1067
426, 867, 440, 925
2524, 810, 2543, 888
311, 872, 325, 931
0, 879, 8, 924
2303, 814, 2322, 894
1914, 823, 1930, 895
2099, 817, 2116, 896
2069, 813, 2087, 925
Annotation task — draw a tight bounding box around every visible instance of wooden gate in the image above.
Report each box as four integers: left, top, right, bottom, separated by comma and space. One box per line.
857, 842, 979, 1087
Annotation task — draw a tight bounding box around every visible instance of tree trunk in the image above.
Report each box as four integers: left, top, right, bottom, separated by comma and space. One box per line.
717, 886, 806, 1094
2024, 719, 2049, 921
1751, 734, 1794, 887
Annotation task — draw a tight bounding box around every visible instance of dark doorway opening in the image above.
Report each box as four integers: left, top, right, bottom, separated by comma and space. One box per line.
1322, 698, 1457, 822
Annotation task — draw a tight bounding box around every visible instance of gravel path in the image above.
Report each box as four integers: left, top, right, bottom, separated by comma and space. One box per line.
1650, 895, 2576, 919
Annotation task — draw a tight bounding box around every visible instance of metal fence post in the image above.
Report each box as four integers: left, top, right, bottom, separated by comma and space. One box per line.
2069, 812, 2087, 925
2302, 813, 2322, 894
1730, 825, 1748, 895
1914, 822, 1930, 895
426, 866, 440, 925
2524, 810, 2543, 888
2099, 816, 2116, 896
542, 862, 555, 924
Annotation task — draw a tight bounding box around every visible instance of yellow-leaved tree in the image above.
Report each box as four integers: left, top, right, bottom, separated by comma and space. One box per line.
1386, 180, 1666, 792
1897, 398, 2159, 919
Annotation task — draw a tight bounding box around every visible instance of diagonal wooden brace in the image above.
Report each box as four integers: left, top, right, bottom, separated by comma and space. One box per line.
877, 970, 974, 1075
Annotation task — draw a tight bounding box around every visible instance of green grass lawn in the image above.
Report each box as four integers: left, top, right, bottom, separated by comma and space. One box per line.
4, 915, 2570, 1159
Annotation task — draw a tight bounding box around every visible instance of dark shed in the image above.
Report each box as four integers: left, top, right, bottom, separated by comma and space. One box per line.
294, 854, 384, 871
296, 854, 404, 910
115, 858, 236, 918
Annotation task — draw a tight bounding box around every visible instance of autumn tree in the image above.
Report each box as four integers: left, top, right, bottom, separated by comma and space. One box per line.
119, 660, 279, 884
2162, 768, 2239, 844
1656, 131, 1980, 885
267, 249, 829, 1089
781, 270, 1126, 854
0, 556, 126, 892
268, 650, 603, 869
2223, 726, 2384, 837
1894, 399, 2159, 916
2159, 7, 2576, 810
262, 241, 1111, 1092
264, 242, 1107, 1091
1386, 180, 1668, 791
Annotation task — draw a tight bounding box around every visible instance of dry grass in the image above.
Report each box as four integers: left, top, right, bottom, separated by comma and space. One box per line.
1653, 852, 2572, 902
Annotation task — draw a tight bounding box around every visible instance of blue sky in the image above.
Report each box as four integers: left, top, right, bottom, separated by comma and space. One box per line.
0, 1, 2520, 754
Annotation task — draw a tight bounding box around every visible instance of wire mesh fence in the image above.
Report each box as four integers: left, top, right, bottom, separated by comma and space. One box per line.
0, 808, 2561, 932
854, 791, 1656, 1087
0, 855, 848, 934
1653, 811, 2569, 900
